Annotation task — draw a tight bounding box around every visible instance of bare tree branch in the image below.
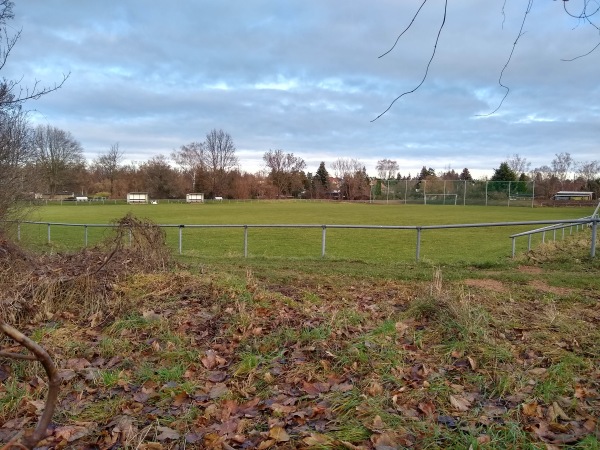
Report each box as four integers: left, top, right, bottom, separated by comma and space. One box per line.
372, 0, 448, 122
0, 321, 60, 450
476, 0, 533, 117
378, 0, 429, 59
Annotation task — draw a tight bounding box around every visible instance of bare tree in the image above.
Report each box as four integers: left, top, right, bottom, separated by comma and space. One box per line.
576, 160, 600, 182
551, 152, 573, 183
331, 158, 369, 200
171, 141, 204, 192
506, 154, 531, 177
32, 125, 84, 196
0, 105, 32, 221
375, 158, 399, 179
139, 154, 180, 199
0, 1, 69, 109
92, 143, 124, 196
204, 129, 238, 198
263, 149, 306, 198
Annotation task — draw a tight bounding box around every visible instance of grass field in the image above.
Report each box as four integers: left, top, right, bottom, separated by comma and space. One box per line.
12, 201, 597, 264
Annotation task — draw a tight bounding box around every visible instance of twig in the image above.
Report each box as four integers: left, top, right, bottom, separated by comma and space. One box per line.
476, 0, 533, 117
378, 0, 429, 58
0, 321, 60, 450
0, 350, 36, 360
372, 0, 448, 121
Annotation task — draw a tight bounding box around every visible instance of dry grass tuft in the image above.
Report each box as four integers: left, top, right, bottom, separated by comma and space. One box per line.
0, 213, 175, 325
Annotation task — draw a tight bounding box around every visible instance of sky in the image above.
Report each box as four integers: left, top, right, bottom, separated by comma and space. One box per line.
5, 1, 600, 178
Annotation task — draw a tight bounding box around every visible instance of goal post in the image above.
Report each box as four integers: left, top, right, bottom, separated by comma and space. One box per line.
423, 193, 458, 205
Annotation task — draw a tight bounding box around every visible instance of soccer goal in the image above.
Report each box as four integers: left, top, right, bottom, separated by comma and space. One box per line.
424, 193, 458, 205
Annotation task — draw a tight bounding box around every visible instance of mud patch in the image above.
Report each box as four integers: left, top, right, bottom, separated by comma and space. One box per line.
528, 279, 574, 297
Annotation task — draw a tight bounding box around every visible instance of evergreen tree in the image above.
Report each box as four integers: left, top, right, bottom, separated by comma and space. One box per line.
315, 161, 329, 188
491, 162, 517, 182
459, 168, 473, 181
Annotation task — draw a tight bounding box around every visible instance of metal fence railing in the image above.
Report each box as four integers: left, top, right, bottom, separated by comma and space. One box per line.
8, 216, 599, 262
509, 202, 600, 257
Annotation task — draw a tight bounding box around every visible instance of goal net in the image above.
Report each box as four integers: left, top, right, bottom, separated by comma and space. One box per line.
424, 193, 458, 205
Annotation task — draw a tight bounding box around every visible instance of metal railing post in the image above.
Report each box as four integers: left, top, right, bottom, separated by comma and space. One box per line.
321, 225, 326, 258
84, 225, 88, 247
591, 219, 597, 258
17, 222, 20, 242
416, 227, 421, 261
542, 231, 546, 243
528, 234, 532, 251
47, 223, 51, 244
179, 225, 184, 255
244, 225, 248, 258
511, 237, 516, 258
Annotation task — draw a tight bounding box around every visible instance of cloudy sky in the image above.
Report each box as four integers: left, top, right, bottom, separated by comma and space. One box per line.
6, 1, 600, 178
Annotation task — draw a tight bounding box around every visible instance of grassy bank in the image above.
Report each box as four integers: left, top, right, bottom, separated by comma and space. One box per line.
1, 232, 599, 448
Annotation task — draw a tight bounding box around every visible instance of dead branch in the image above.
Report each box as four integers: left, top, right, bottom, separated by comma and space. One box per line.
372, 0, 448, 122
477, 0, 533, 117
0, 321, 60, 450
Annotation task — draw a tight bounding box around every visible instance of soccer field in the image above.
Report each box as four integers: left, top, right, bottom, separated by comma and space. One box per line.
14, 201, 596, 263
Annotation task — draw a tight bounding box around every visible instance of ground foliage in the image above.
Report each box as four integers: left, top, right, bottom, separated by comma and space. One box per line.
0, 222, 599, 449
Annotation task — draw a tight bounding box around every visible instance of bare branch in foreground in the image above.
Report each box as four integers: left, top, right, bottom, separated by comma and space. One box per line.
476, 0, 533, 117
372, 0, 448, 122
0, 321, 60, 450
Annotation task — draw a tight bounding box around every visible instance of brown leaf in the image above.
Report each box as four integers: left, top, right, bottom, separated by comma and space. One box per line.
257, 438, 276, 449
207, 370, 227, 382
156, 426, 180, 441
371, 415, 386, 431
302, 380, 330, 395
201, 349, 218, 369
449, 395, 471, 412
522, 401, 542, 417
208, 382, 229, 399
172, 392, 188, 407
303, 433, 332, 446
418, 401, 436, 417
366, 381, 383, 396
268, 426, 290, 442
66, 357, 91, 371
54, 424, 94, 442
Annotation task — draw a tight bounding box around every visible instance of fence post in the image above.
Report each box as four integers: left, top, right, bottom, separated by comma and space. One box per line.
542, 231, 546, 243
47, 223, 51, 244
591, 219, 597, 258
485, 181, 488, 206
528, 234, 532, 251
84, 225, 88, 247
511, 237, 516, 258
244, 225, 248, 258
179, 225, 184, 255
321, 225, 326, 258
17, 222, 20, 242
416, 227, 421, 261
